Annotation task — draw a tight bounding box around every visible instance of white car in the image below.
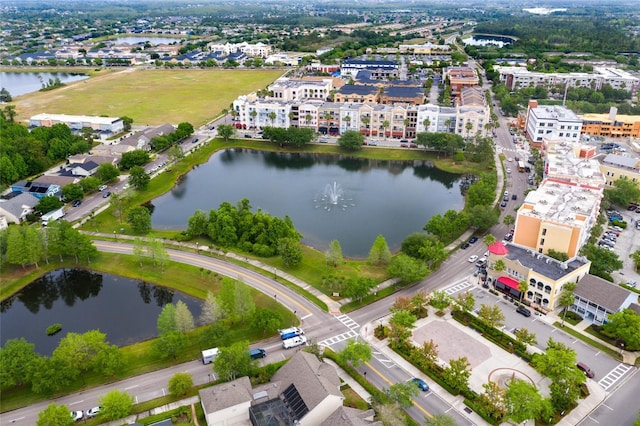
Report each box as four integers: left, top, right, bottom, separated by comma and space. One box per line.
71, 411, 83, 421
506, 168, 512, 174
98, 185, 107, 191
478, 256, 487, 264
468, 255, 478, 263
507, 157, 512, 162
85, 406, 102, 418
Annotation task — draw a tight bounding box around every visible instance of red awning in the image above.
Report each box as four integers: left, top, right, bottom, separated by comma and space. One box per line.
497, 276, 519, 290
488, 242, 509, 255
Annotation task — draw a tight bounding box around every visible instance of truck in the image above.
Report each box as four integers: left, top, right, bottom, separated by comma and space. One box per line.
41, 208, 64, 226
517, 161, 525, 173
201, 347, 220, 364
249, 348, 267, 359
283, 335, 307, 349
278, 327, 304, 340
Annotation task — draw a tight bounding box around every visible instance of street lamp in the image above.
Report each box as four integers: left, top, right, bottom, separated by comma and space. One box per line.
113, 230, 117, 242
620, 343, 625, 356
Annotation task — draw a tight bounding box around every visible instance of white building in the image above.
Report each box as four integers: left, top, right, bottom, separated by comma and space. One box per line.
207, 41, 272, 57
29, 113, 124, 135
524, 101, 583, 144
268, 78, 333, 101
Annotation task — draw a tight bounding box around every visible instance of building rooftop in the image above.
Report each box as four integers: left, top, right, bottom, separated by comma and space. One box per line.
30, 113, 122, 125
0, 192, 39, 216
337, 84, 380, 96
575, 274, 635, 312
504, 243, 590, 280
199, 376, 253, 414
602, 154, 640, 170
530, 105, 582, 122
544, 140, 605, 186
519, 179, 602, 226
382, 86, 423, 98
580, 112, 640, 124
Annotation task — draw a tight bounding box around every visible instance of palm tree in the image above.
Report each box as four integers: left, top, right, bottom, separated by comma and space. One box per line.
518, 280, 528, 304
288, 112, 296, 127
221, 108, 228, 124
305, 113, 313, 128
403, 118, 410, 139
465, 121, 473, 140
268, 111, 277, 127
423, 118, 431, 133
249, 109, 257, 128
444, 118, 452, 133
344, 114, 351, 130
382, 120, 390, 140
362, 116, 371, 137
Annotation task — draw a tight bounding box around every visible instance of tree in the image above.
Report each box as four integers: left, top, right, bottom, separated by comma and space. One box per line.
343, 277, 376, 302
337, 130, 364, 151
167, 144, 184, 165
37, 403, 73, 426
515, 328, 538, 346
80, 176, 101, 193
630, 249, 640, 272
384, 382, 419, 408
252, 309, 282, 335
547, 249, 569, 262
126, 206, 152, 233
467, 204, 499, 230
110, 192, 131, 224
518, 280, 528, 303
34, 195, 63, 215
479, 381, 506, 422
62, 183, 83, 201
201, 292, 225, 324
559, 282, 577, 326
602, 309, 640, 350
95, 163, 120, 183
478, 304, 505, 328
382, 120, 390, 139
455, 291, 475, 312
120, 116, 133, 132
128, 165, 150, 190
99, 389, 134, 421
157, 303, 177, 334
92, 344, 127, 377
390, 310, 417, 329
504, 379, 544, 424
213, 341, 255, 381
443, 357, 471, 393
532, 339, 582, 382
268, 111, 277, 126
581, 244, 623, 281
30, 356, 74, 395
482, 234, 496, 247
0, 338, 39, 388
429, 290, 451, 310
174, 300, 195, 333
606, 177, 640, 207
154, 331, 187, 359
234, 280, 256, 324
325, 239, 343, 267
217, 123, 235, 141
277, 237, 303, 268
493, 259, 505, 272
53, 330, 110, 382
120, 149, 150, 170
372, 403, 405, 426
168, 372, 193, 397
387, 254, 429, 283
424, 414, 458, 426
368, 234, 391, 265
340, 339, 372, 367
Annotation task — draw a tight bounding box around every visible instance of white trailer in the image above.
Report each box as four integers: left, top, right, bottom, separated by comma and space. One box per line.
201, 347, 220, 364
283, 335, 307, 349
41, 208, 64, 225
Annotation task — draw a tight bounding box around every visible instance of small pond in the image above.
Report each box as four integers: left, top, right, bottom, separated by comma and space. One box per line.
0, 71, 89, 97
463, 35, 515, 48
0, 269, 202, 356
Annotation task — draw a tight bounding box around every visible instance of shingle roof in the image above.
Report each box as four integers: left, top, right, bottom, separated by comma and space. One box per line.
602, 154, 640, 170
338, 84, 379, 96
575, 274, 635, 312
323, 406, 382, 426
198, 376, 252, 413
271, 351, 342, 411
382, 86, 423, 98
0, 192, 39, 217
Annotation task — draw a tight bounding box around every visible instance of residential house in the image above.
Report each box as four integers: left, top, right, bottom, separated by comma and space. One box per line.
379, 86, 424, 105
570, 274, 639, 325
119, 123, 176, 151
445, 67, 479, 96
0, 192, 39, 226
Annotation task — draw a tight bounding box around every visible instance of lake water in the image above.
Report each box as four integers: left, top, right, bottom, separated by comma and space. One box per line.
463, 35, 514, 48
0, 269, 202, 356
0, 71, 89, 97
114, 36, 182, 45
151, 149, 465, 257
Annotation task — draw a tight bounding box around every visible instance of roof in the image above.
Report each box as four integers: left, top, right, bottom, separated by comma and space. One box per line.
602, 154, 640, 170
489, 242, 509, 255
30, 113, 121, 125
504, 243, 590, 280
0, 192, 39, 216
271, 351, 342, 412
575, 274, 635, 312
323, 406, 381, 426
382, 86, 423, 98
337, 84, 379, 96
628, 303, 640, 315
199, 376, 252, 413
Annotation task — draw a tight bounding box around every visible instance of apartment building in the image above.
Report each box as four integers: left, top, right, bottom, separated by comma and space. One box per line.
599, 154, 640, 187
495, 66, 639, 94
341, 59, 399, 80
333, 85, 380, 103
487, 242, 591, 310
445, 66, 479, 96
206, 41, 272, 57
512, 179, 603, 258
268, 78, 333, 102
524, 100, 583, 145
542, 138, 605, 188
580, 108, 640, 139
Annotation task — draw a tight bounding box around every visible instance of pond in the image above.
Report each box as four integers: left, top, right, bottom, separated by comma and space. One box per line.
113, 36, 182, 45
0, 269, 202, 356
150, 149, 465, 257
463, 35, 515, 48
0, 71, 89, 98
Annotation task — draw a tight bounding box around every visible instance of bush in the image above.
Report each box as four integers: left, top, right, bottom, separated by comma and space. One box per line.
46, 323, 62, 335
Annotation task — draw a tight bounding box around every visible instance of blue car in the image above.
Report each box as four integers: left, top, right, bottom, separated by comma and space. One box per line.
469, 237, 478, 244
410, 377, 429, 391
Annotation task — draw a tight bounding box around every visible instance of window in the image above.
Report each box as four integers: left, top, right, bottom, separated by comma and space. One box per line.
542, 228, 547, 236
540, 238, 545, 245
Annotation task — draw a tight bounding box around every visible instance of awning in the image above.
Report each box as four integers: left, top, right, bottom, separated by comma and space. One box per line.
497, 276, 520, 290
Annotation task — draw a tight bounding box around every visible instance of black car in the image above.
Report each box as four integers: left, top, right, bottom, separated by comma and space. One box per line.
500, 201, 507, 208
461, 242, 470, 249
516, 305, 532, 317
511, 194, 517, 200
72, 200, 82, 207
102, 191, 111, 198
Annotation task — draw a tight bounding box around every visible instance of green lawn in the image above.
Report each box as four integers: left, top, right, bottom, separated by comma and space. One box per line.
11, 68, 285, 126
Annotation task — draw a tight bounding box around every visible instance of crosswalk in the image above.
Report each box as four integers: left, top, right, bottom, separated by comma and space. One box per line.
598, 363, 633, 391
318, 314, 360, 348
442, 280, 474, 296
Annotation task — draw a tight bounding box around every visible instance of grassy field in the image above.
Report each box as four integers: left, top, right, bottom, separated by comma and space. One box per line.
10, 67, 285, 126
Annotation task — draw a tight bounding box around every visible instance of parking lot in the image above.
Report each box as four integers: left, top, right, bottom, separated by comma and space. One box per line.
608, 207, 640, 286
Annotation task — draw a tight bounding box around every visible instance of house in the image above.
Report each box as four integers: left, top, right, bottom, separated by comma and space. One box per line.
119, 123, 176, 151
570, 274, 639, 325
200, 351, 356, 426
64, 160, 100, 177
10, 180, 62, 200
379, 86, 424, 105
0, 192, 39, 226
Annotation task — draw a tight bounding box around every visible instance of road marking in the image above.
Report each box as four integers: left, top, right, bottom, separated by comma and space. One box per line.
598, 363, 632, 390
8, 417, 25, 422
125, 385, 138, 390
335, 314, 359, 330
300, 313, 313, 320
69, 400, 84, 406
594, 351, 601, 357
602, 404, 613, 411
318, 330, 358, 347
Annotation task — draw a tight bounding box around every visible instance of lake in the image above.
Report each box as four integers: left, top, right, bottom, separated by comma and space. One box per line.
150, 149, 465, 257
463, 35, 515, 48
114, 36, 182, 45
0, 71, 89, 97
0, 269, 202, 356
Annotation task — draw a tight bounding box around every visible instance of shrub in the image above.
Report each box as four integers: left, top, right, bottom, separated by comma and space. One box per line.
46, 323, 62, 335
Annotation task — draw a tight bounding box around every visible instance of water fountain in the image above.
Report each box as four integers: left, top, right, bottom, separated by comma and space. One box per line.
314, 181, 354, 211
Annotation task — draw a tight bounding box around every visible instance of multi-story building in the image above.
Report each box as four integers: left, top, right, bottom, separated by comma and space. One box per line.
570, 274, 638, 325
379, 86, 424, 105
333, 85, 380, 104
599, 154, 640, 187
495, 66, 639, 94
524, 101, 583, 145
445, 67, 479, 96
512, 178, 603, 258
206, 41, 272, 57
341, 59, 399, 80
268, 77, 333, 102
542, 138, 605, 188
487, 242, 591, 310
580, 108, 640, 139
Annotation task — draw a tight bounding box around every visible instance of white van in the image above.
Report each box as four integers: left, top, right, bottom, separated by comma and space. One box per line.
283, 335, 307, 349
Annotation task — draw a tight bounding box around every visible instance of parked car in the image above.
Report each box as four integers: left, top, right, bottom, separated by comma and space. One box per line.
469, 236, 478, 244
500, 201, 508, 208
98, 184, 107, 191
71, 411, 83, 422
102, 191, 111, 198
468, 255, 478, 263
461, 242, 470, 249
410, 377, 430, 391
516, 305, 532, 317
511, 194, 517, 200
576, 362, 595, 378
503, 195, 509, 201
72, 200, 82, 207
506, 168, 512, 174
85, 406, 102, 418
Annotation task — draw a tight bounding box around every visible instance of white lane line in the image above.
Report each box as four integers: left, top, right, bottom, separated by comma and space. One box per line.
69, 400, 84, 406
300, 313, 313, 320
125, 385, 138, 390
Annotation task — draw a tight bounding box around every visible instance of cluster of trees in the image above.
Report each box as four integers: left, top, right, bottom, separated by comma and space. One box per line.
605, 178, 640, 208
600, 309, 640, 351
0, 331, 126, 395
0, 220, 98, 268
38, 389, 134, 425
185, 199, 301, 259
0, 117, 92, 188
262, 126, 316, 147
150, 122, 194, 151
580, 244, 623, 282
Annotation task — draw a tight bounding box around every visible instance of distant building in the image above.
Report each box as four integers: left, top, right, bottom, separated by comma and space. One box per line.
570, 274, 639, 325
445, 67, 479, 96
542, 138, 605, 188
341, 59, 399, 80
599, 154, 640, 187
580, 108, 640, 139
29, 113, 124, 135
334, 85, 380, 104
